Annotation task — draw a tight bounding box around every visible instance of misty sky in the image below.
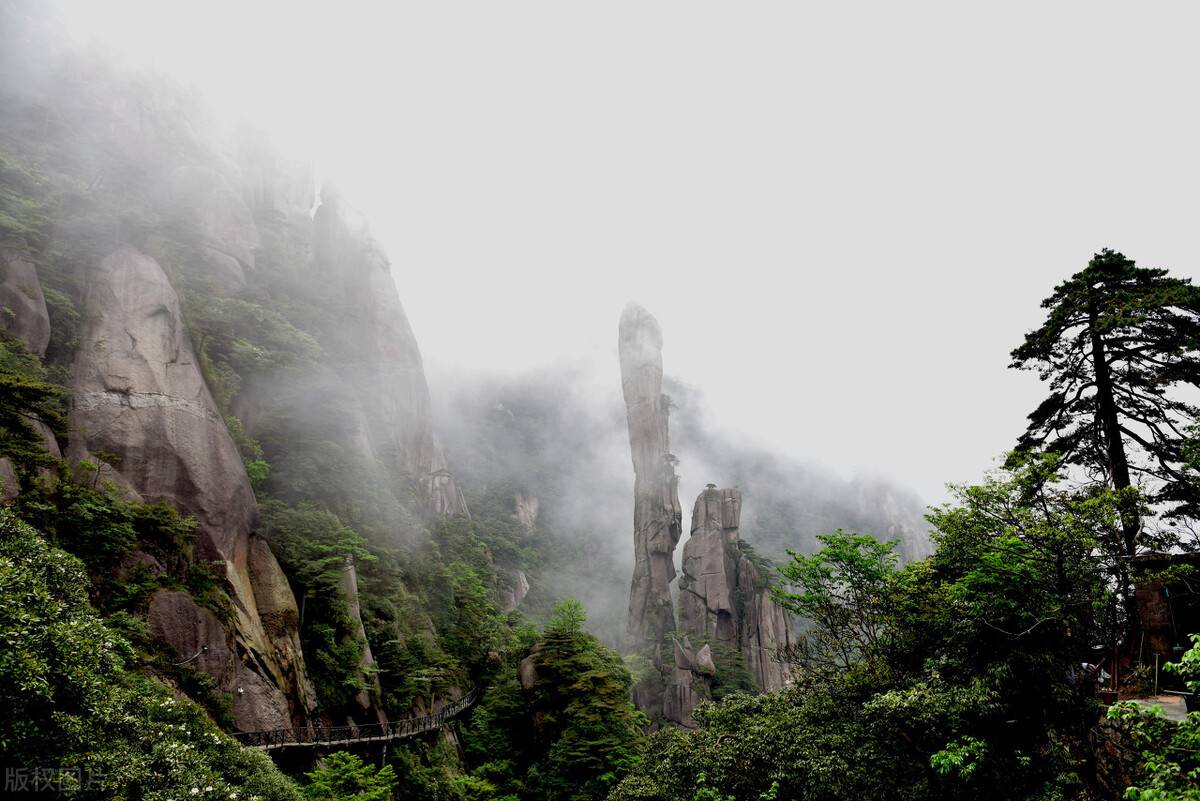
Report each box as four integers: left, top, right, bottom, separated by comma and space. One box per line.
53, 1, 1200, 502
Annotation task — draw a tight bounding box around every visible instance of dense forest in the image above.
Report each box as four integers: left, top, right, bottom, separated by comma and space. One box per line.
2, 3, 1200, 801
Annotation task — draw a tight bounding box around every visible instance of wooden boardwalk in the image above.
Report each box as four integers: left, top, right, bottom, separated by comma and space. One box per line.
233, 687, 479, 751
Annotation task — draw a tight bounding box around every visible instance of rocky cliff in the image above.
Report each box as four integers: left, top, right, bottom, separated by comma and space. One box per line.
311, 188, 467, 522
68, 246, 315, 730
679, 486, 794, 691
0, 2, 474, 730
618, 303, 682, 646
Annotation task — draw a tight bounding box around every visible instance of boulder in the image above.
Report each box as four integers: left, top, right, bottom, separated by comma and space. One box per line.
148, 589, 237, 685
518, 648, 541, 692
695, 644, 717, 677
673, 638, 695, 671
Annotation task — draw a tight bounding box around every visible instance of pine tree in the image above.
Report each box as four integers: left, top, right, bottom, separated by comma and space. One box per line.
1011, 249, 1200, 552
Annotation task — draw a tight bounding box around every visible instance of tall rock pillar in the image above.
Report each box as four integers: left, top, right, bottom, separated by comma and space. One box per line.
618, 303, 682, 646
680, 485, 795, 691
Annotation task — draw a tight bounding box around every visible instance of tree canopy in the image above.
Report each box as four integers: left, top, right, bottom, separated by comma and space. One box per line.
1011, 249, 1200, 542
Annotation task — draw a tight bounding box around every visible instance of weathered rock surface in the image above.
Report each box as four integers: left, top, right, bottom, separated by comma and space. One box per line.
146, 588, 294, 730
311, 189, 468, 521
679, 488, 741, 645
680, 486, 794, 691
659, 673, 700, 727
514, 492, 540, 533
339, 556, 387, 724
148, 589, 237, 683
618, 303, 682, 646
0, 247, 56, 501
69, 247, 313, 730
737, 557, 795, 691
0, 248, 50, 357
500, 569, 530, 612
518, 649, 540, 692
166, 165, 261, 291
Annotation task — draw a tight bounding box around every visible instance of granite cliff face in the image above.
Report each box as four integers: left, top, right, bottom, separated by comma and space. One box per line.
68, 246, 315, 730
311, 190, 468, 521
679, 487, 794, 691
618, 303, 682, 646
0, 11, 473, 725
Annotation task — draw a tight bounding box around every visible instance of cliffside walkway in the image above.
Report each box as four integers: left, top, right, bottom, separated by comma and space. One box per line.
233, 687, 480, 751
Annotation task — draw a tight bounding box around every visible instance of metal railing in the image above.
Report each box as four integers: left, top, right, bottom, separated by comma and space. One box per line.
233, 687, 480, 750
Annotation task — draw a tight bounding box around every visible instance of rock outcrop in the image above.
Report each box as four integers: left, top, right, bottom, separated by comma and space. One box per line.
661, 637, 706, 727
618, 303, 682, 646
500, 569, 530, 612
679, 486, 794, 691
679, 488, 742, 644
165, 165, 261, 291
0, 247, 50, 357
69, 246, 315, 730
339, 556, 388, 725
0, 247, 54, 501
620, 303, 713, 727
310, 189, 468, 521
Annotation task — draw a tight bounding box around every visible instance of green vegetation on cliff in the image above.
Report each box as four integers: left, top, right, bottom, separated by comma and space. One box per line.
0, 509, 300, 800
464, 600, 645, 801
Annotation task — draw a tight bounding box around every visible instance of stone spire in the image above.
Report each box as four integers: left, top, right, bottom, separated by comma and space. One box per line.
680, 485, 795, 691
618, 302, 682, 645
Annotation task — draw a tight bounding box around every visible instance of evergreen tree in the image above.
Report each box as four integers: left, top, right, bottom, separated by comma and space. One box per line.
1011, 249, 1200, 549
0, 330, 62, 477
462, 599, 644, 801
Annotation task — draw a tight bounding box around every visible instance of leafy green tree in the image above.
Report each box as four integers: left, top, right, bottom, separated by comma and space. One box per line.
1108, 633, 1200, 800
15, 465, 195, 599
772, 530, 899, 679
260, 500, 374, 592
1011, 249, 1200, 546
613, 459, 1116, 801
545, 597, 586, 634
0, 508, 301, 800
303, 752, 396, 801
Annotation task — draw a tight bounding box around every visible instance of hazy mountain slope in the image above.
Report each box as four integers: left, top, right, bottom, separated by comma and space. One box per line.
0, 0, 474, 731
436, 364, 931, 647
